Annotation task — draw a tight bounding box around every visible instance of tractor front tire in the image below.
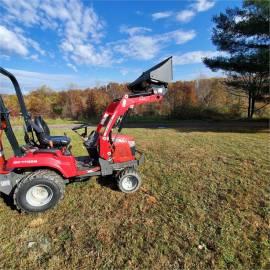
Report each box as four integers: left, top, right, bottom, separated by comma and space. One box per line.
14, 170, 65, 213
117, 168, 141, 193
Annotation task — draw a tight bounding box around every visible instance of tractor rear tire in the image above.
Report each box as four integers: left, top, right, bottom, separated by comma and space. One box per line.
13, 169, 65, 213
117, 168, 141, 193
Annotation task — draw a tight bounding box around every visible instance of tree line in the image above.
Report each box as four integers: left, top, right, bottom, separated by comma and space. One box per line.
3, 78, 269, 121
2, 0, 269, 121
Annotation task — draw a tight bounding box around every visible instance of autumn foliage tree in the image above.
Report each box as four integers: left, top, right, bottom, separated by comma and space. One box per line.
166, 81, 197, 117
3, 77, 268, 121
26, 86, 56, 117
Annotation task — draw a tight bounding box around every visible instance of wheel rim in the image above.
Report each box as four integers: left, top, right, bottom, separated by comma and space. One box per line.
25, 184, 53, 207
121, 175, 138, 191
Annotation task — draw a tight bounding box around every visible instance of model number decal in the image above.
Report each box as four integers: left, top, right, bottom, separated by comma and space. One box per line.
0, 180, 11, 187
13, 160, 38, 164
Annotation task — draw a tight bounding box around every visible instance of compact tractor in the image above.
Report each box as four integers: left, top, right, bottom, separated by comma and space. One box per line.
0, 57, 173, 213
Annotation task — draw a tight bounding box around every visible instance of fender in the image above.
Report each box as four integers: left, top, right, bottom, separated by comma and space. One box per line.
6, 150, 77, 178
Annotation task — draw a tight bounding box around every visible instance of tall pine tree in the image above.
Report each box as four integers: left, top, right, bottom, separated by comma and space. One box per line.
204, 0, 269, 118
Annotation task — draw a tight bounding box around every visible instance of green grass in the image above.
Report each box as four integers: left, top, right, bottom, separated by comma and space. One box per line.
0, 122, 269, 269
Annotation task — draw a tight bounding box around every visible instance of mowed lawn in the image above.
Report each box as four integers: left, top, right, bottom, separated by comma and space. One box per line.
0, 122, 269, 270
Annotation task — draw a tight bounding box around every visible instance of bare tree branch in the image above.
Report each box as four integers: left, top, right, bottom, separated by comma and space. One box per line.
254, 102, 270, 113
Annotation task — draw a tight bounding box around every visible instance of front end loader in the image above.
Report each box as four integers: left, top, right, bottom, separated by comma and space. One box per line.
0, 57, 173, 213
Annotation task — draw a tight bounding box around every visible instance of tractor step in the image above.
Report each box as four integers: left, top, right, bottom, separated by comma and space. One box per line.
75, 156, 97, 170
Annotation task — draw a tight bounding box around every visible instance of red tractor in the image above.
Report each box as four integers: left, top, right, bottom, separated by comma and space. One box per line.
0, 57, 173, 213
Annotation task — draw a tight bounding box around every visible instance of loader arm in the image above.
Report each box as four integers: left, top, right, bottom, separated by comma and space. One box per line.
97, 92, 165, 160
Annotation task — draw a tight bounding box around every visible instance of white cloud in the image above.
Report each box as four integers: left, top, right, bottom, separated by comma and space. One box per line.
176, 10, 196, 23
0, 25, 28, 56
173, 50, 222, 65
29, 54, 39, 61
69, 44, 112, 66
152, 11, 173, 20
60, 41, 74, 53
43, 1, 107, 65
0, 68, 76, 93
165, 30, 196, 44
25, 38, 45, 56
119, 67, 142, 77
153, 0, 215, 23
119, 25, 152, 36
120, 68, 129, 76
0, 0, 40, 27
0, 0, 212, 66
67, 63, 78, 72
0, 0, 109, 66
0, 68, 110, 93
193, 0, 215, 12
0, 54, 10, 60
114, 29, 196, 60
114, 35, 161, 60
0, 25, 44, 58
175, 67, 225, 81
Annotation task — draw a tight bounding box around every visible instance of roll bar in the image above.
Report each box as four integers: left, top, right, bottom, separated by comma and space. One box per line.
0, 67, 32, 131
0, 96, 23, 156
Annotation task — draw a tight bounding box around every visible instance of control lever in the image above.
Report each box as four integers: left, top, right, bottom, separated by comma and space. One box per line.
72, 123, 92, 140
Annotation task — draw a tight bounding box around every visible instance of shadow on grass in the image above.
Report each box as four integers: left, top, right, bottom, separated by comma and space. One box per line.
29, 119, 269, 134
96, 175, 119, 192
123, 119, 269, 133
0, 191, 17, 211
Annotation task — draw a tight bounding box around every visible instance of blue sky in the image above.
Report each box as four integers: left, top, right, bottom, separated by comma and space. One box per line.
0, 0, 241, 93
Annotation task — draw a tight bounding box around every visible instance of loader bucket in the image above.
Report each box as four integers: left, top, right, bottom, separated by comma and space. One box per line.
128, 57, 173, 93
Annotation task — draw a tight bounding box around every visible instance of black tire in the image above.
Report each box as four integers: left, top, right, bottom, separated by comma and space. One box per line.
117, 168, 142, 193
13, 170, 65, 213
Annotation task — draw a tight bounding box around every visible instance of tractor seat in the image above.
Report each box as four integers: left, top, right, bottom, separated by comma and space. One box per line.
32, 116, 71, 148
46, 135, 71, 147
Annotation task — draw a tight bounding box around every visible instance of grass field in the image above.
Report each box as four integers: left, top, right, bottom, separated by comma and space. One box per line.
0, 121, 269, 270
